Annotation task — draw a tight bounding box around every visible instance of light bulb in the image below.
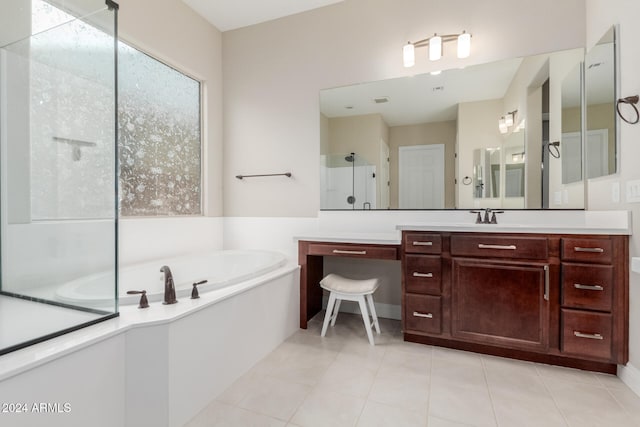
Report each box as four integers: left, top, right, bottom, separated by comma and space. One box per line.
457, 31, 471, 59
429, 34, 442, 61
403, 42, 415, 68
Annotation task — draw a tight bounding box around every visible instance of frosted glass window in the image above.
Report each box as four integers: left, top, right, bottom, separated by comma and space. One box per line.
118, 43, 202, 216
29, 1, 202, 219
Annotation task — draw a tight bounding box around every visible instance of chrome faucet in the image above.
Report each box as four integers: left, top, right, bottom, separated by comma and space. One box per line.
160, 265, 177, 305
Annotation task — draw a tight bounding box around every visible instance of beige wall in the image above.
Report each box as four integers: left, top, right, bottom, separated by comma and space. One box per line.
118, 0, 223, 216
586, 0, 640, 370
222, 0, 585, 217
389, 121, 457, 209
328, 114, 383, 167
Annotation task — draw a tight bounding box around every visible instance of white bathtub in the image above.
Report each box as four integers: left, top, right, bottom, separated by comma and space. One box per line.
55, 249, 287, 306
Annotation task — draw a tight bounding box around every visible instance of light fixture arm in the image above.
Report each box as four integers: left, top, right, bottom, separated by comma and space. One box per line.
411, 33, 463, 49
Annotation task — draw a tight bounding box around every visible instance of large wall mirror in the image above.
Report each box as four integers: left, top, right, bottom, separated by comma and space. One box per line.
320, 35, 617, 211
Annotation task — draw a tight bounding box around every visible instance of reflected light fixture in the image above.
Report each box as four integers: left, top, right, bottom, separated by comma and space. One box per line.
498, 109, 518, 134
498, 117, 508, 134
403, 30, 472, 68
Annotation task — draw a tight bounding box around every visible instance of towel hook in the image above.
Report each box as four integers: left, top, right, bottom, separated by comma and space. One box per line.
616, 95, 639, 124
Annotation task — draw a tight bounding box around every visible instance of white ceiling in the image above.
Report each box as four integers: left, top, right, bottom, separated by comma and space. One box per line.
181, 0, 345, 32
320, 58, 524, 127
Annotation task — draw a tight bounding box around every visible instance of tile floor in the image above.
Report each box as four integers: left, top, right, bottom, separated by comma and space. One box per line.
186, 312, 640, 427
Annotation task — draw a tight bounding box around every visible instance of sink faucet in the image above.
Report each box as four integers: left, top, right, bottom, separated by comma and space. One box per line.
470, 208, 504, 224
160, 265, 177, 305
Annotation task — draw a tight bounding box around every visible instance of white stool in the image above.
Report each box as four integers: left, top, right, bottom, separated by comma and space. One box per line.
319, 273, 381, 345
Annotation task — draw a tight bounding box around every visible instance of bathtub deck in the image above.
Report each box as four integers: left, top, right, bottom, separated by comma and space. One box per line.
0, 295, 105, 352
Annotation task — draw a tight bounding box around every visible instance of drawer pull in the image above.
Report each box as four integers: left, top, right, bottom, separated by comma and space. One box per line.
413, 272, 434, 278
413, 241, 433, 246
478, 244, 517, 250
544, 265, 549, 301
574, 283, 604, 291
574, 247, 605, 253
413, 311, 433, 319
332, 249, 367, 255
574, 331, 604, 340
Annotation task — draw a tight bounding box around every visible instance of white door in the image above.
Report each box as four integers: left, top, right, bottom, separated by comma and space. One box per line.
399, 144, 445, 209
379, 140, 390, 209
561, 132, 582, 184
586, 129, 609, 179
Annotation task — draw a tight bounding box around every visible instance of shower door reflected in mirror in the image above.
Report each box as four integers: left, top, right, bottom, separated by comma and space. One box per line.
320, 153, 377, 209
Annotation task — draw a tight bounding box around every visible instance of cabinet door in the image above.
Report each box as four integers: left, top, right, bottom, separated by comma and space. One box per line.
452, 258, 549, 352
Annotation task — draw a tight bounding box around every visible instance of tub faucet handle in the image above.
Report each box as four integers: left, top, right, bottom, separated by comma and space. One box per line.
191, 280, 208, 299
127, 290, 149, 309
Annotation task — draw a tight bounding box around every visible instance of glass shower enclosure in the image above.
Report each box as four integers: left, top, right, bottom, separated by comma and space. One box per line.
0, 0, 118, 355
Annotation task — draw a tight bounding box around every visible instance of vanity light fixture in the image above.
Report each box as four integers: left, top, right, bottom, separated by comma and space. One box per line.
512, 151, 526, 162
498, 117, 508, 134
403, 30, 472, 68
498, 109, 518, 134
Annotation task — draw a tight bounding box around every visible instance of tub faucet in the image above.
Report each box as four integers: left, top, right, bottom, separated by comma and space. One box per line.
160, 265, 178, 305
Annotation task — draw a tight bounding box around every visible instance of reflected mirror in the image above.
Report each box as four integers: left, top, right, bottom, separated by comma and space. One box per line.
320, 47, 592, 210
585, 27, 616, 179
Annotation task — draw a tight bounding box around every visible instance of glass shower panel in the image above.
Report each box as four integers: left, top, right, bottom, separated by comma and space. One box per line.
0, 0, 118, 355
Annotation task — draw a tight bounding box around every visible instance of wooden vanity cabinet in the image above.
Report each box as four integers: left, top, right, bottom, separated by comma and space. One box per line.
401, 231, 628, 373
560, 237, 628, 364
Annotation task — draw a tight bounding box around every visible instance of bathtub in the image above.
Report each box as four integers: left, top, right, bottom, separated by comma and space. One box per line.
55, 249, 287, 306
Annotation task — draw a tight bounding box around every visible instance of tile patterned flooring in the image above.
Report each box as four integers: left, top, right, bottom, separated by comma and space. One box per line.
186, 312, 640, 427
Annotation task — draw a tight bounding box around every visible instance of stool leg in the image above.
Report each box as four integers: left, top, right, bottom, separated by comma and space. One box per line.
357, 296, 375, 345
331, 299, 342, 327
321, 292, 336, 338
366, 294, 380, 334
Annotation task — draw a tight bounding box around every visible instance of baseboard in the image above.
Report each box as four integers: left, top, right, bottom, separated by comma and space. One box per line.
322, 295, 401, 320
618, 363, 640, 398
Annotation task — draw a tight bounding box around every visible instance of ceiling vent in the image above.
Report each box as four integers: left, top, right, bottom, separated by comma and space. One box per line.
373, 96, 390, 104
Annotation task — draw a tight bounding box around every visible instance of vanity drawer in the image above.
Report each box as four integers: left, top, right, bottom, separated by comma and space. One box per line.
404, 233, 442, 254
450, 235, 548, 260
404, 294, 442, 334
561, 238, 612, 264
307, 243, 398, 260
562, 264, 613, 311
405, 255, 442, 294
562, 309, 612, 360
